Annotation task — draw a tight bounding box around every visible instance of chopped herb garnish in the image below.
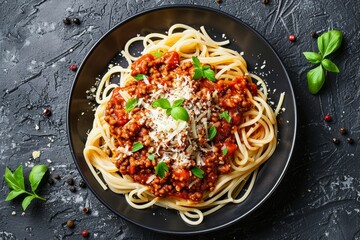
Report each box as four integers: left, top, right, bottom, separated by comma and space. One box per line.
152, 51, 162, 58
155, 162, 168, 178
222, 147, 229, 156
208, 125, 217, 140
134, 74, 147, 81
219, 111, 231, 123
148, 153, 155, 161
131, 142, 143, 153
125, 98, 139, 113
192, 56, 216, 82
191, 166, 204, 178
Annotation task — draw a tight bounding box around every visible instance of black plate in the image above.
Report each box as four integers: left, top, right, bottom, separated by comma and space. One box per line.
67, 5, 297, 234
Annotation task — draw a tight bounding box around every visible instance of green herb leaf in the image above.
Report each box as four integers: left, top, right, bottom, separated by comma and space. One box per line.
4, 167, 22, 191
134, 74, 147, 81
172, 99, 184, 108
321, 59, 340, 73
152, 51, 162, 58
29, 164, 48, 192
148, 153, 155, 161
307, 65, 325, 94
219, 111, 231, 123
192, 56, 201, 68
193, 68, 203, 80
171, 107, 189, 121
155, 162, 169, 178
125, 98, 139, 113
303, 52, 322, 64
166, 108, 172, 115
208, 125, 217, 140
152, 98, 171, 110
222, 147, 229, 156
203, 68, 216, 82
22, 195, 36, 211
317, 30, 343, 58
131, 142, 143, 153
5, 190, 25, 201
191, 166, 204, 179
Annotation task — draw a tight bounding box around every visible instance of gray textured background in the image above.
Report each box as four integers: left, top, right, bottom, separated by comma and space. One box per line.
1, 0, 360, 239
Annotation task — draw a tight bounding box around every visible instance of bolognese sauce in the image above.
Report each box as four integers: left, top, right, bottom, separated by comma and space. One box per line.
104, 51, 257, 202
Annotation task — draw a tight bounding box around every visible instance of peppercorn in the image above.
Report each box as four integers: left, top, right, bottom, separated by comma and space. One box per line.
215, 0, 222, 3
66, 177, 74, 186
69, 186, 76, 192
288, 34, 296, 42
63, 17, 71, 25
79, 180, 86, 188
82, 207, 90, 214
310, 31, 318, 38
47, 177, 54, 185
42, 108, 52, 117
66, 220, 74, 229
70, 64, 77, 71
54, 174, 61, 180
332, 138, 340, 145
347, 138, 354, 144
339, 128, 347, 135
323, 114, 332, 122
261, 0, 269, 4
81, 230, 89, 237
73, 18, 81, 25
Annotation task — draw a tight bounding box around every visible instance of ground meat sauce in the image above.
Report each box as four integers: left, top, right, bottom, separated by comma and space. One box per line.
104, 51, 257, 202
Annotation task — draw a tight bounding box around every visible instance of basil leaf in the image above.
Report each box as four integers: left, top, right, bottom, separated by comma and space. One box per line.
29, 164, 48, 192
125, 98, 139, 113
208, 125, 217, 140
303, 52, 322, 64
171, 106, 189, 121
193, 68, 203, 80
318, 30, 343, 57
4, 167, 22, 191
321, 59, 340, 73
219, 111, 231, 123
222, 147, 229, 156
191, 166, 204, 179
203, 68, 216, 82
152, 98, 171, 109
148, 153, 155, 161
131, 142, 143, 153
307, 65, 325, 94
152, 51, 162, 58
155, 162, 169, 178
22, 195, 36, 211
172, 99, 184, 108
192, 56, 201, 68
13, 165, 25, 190
134, 74, 147, 81
5, 190, 25, 201
166, 108, 172, 115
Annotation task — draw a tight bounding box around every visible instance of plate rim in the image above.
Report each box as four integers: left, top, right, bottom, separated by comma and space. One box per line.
67, 4, 298, 234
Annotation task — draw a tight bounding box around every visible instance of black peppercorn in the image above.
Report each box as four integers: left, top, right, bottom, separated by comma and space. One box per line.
53, 174, 61, 180
69, 186, 76, 192
310, 31, 318, 38
63, 17, 71, 25
261, 0, 269, 4
79, 180, 86, 188
339, 128, 347, 135
66, 178, 74, 186
332, 138, 340, 144
42, 108, 52, 117
73, 18, 81, 25
47, 177, 54, 185
66, 219, 74, 228
215, 0, 222, 4
347, 138, 354, 144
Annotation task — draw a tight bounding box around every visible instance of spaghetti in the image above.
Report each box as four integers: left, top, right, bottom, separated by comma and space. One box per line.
84, 24, 284, 225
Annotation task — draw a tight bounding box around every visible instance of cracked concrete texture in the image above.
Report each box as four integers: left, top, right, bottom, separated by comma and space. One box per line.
1, 0, 360, 239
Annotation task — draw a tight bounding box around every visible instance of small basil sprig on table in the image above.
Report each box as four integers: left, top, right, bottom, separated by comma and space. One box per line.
192, 56, 216, 82
303, 30, 343, 94
4, 164, 48, 211
152, 98, 189, 121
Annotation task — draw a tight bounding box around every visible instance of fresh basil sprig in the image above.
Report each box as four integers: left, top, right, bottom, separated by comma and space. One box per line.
192, 56, 216, 82
4, 164, 48, 211
303, 30, 343, 94
152, 98, 189, 121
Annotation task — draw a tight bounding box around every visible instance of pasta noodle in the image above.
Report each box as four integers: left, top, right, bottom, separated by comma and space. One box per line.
83, 24, 284, 225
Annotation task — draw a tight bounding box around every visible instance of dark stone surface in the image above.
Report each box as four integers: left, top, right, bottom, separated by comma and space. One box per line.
1, 0, 359, 239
